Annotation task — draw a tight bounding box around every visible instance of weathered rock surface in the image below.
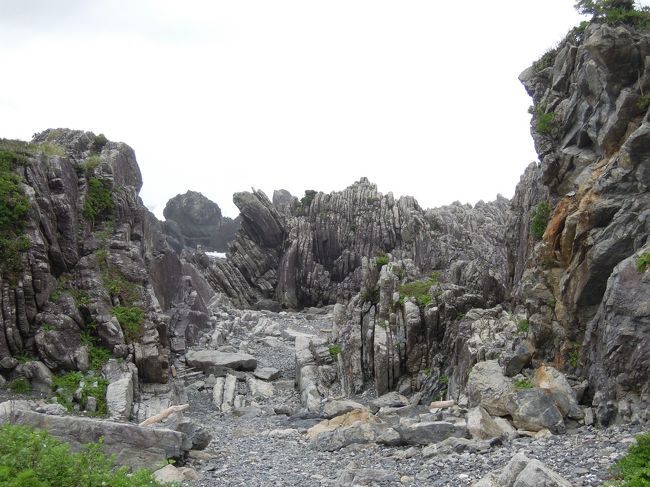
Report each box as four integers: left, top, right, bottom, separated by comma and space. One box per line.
0, 400, 184, 468
162, 190, 239, 253
476, 452, 572, 487
185, 350, 257, 372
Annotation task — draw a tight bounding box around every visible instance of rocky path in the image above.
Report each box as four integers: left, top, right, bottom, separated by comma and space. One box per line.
176, 309, 644, 487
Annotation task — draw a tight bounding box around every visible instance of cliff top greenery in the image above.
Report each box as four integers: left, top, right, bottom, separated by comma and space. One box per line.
575, 0, 650, 27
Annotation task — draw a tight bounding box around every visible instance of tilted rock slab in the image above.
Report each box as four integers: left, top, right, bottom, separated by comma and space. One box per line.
0, 401, 184, 469
185, 350, 257, 372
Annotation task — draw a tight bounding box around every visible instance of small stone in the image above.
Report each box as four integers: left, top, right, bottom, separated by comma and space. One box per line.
85, 396, 97, 413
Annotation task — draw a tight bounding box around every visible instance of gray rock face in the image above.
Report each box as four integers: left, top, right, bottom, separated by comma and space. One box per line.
514, 23, 650, 423
0, 129, 208, 388
185, 350, 257, 372
0, 400, 184, 469
583, 248, 650, 425
162, 190, 240, 252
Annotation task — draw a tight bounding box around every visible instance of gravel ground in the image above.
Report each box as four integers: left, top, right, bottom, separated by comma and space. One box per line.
2, 308, 646, 486
178, 309, 646, 487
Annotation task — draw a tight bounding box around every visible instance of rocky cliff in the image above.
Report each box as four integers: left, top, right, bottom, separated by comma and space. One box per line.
0, 129, 216, 401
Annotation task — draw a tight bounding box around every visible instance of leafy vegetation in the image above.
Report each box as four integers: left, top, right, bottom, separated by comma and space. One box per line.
533, 48, 558, 71
7, 378, 32, 394
0, 149, 31, 280
517, 319, 529, 334
112, 306, 145, 341
328, 344, 342, 361
514, 378, 534, 389
375, 252, 389, 269
90, 133, 109, 154
362, 286, 380, 305
398, 276, 438, 308
52, 371, 109, 416
51, 273, 91, 306
535, 110, 558, 136
82, 177, 114, 226
575, 0, 650, 28
637, 95, 650, 112
439, 374, 449, 385
531, 202, 551, 239
300, 190, 317, 209
636, 253, 650, 273
80, 331, 112, 371
608, 432, 650, 486
569, 346, 581, 368
0, 423, 168, 487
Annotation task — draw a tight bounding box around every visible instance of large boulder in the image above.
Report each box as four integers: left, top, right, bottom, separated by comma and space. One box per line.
0, 401, 184, 469
185, 350, 257, 372
467, 406, 516, 440
467, 360, 514, 416
505, 389, 565, 434
533, 365, 583, 420
475, 452, 572, 487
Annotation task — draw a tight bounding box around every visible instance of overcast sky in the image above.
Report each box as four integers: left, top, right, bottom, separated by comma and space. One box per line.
1, 1, 589, 218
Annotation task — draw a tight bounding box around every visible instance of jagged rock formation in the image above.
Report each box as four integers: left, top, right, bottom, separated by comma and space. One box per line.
191, 178, 510, 310
162, 190, 240, 253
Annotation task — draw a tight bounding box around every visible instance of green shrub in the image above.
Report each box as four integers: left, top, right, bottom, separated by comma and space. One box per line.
517, 319, 529, 334
52, 371, 108, 416
83, 177, 114, 225
535, 111, 558, 136
7, 378, 32, 394
533, 47, 558, 71
637, 95, 650, 112
636, 253, 650, 273
0, 423, 168, 486
399, 278, 437, 309
112, 306, 145, 341
300, 189, 317, 209
531, 202, 551, 239
609, 432, 650, 485
514, 378, 533, 389
375, 252, 389, 269
90, 133, 108, 154
328, 344, 342, 361
80, 332, 112, 371
569, 346, 581, 368
439, 374, 449, 385
0, 151, 31, 280
362, 287, 380, 305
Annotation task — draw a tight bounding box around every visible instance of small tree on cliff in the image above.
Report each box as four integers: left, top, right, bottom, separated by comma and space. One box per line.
575, 0, 634, 17
575, 0, 650, 26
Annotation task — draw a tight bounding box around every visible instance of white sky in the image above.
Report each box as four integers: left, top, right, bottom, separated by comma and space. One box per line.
0, 1, 589, 218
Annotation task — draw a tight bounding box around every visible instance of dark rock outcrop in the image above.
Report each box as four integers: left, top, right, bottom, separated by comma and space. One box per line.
163, 190, 240, 253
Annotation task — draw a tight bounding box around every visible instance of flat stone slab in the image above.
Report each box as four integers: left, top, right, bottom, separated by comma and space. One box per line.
185, 350, 257, 372
0, 401, 183, 469
253, 366, 281, 381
